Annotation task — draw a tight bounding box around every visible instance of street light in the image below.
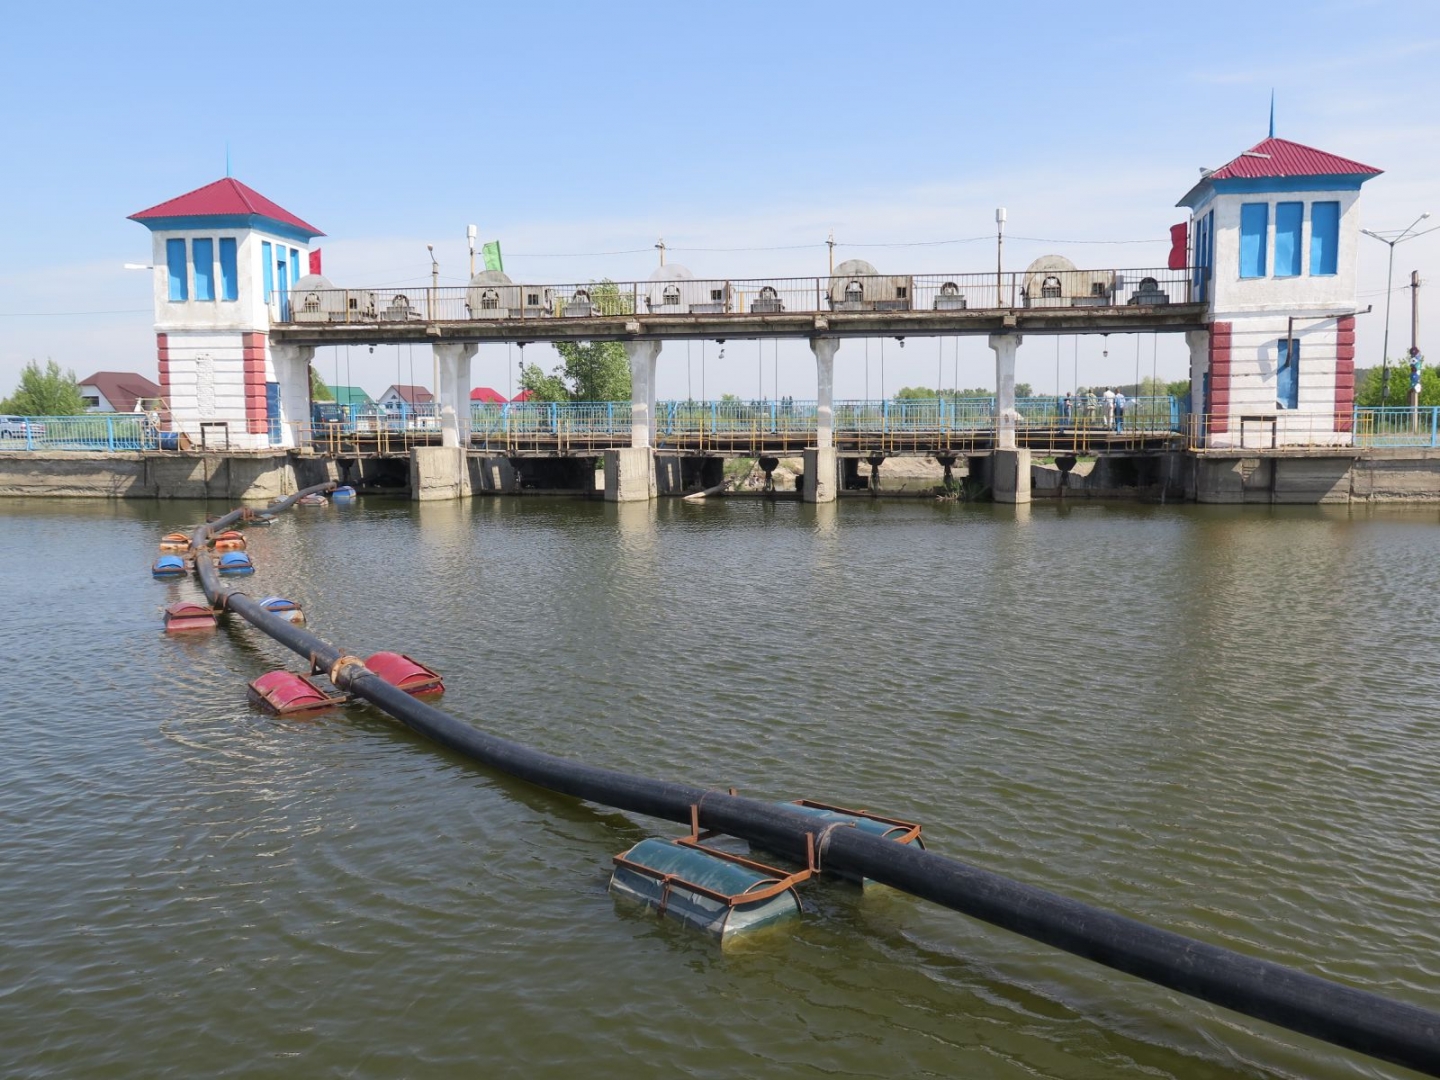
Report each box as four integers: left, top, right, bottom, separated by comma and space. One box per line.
995, 208, 1007, 308
1361, 212, 1431, 404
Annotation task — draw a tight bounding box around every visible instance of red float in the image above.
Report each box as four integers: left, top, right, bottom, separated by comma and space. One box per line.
164, 601, 216, 633
247, 670, 345, 715
212, 530, 247, 552
365, 651, 444, 696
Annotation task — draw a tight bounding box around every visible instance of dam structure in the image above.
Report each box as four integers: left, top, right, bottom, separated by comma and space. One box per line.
111, 131, 1387, 504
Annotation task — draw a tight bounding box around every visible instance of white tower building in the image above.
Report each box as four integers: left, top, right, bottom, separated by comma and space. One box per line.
129, 179, 324, 450
1179, 138, 1381, 447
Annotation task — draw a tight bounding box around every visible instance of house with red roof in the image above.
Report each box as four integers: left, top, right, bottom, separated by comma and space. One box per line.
469, 386, 507, 404
129, 178, 324, 450
1178, 136, 1382, 448
78, 371, 163, 413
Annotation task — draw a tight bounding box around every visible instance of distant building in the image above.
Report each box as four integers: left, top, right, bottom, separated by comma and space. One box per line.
326, 384, 374, 410
469, 386, 506, 404
378, 384, 433, 411
78, 371, 163, 413
1179, 137, 1381, 446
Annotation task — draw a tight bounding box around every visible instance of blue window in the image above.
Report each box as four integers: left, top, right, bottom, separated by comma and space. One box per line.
1274, 202, 1303, 277
166, 238, 188, 301
218, 238, 238, 301
289, 248, 300, 285
1277, 338, 1299, 409
1239, 203, 1268, 279
1192, 210, 1215, 300
1311, 201, 1340, 276
262, 241, 273, 301
192, 238, 215, 301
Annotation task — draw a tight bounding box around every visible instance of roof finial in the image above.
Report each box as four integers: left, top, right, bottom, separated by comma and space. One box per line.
1268, 90, 1275, 139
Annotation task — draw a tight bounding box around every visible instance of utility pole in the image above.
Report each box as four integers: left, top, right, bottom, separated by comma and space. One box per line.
656, 237, 665, 267
995, 208, 1007, 308
827, 230, 835, 276
467, 225, 477, 278
1410, 270, 1424, 417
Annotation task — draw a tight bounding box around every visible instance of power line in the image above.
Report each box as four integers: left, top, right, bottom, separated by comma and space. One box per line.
0, 308, 151, 318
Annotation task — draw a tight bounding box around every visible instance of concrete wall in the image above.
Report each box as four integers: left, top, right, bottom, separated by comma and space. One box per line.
0, 452, 315, 500
1190, 450, 1440, 503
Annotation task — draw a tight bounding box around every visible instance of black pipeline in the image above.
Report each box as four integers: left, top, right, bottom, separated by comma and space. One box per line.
190, 496, 1440, 1076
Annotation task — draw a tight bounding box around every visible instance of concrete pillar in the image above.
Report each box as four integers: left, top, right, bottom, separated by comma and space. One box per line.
1185, 329, 1209, 446
988, 333, 1022, 451
802, 447, 837, 503
433, 343, 478, 448
270, 343, 315, 448
410, 446, 469, 501
604, 447, 655, 502
992, 449, 1031, 504
625, 340, 662, 448
810, 336, 838, 449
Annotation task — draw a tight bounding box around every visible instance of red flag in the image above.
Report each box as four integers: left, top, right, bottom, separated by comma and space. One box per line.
1167, 223, 1188, 270
309, 248, 322, 275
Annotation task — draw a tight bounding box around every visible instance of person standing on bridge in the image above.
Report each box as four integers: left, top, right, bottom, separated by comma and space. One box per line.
1103, 388, 1116, 428
1114, 391, 1127, 432
1063, 392, 1073, 425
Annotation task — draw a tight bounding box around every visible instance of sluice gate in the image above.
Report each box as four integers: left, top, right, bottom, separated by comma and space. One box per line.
157, 486, 1440, 1077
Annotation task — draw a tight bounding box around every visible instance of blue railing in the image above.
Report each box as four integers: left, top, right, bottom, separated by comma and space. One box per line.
0, 413, 156, 452
1354, 406, 1440, 447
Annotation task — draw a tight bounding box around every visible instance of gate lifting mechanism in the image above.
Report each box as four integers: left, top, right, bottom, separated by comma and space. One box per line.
610, 800, 924, 940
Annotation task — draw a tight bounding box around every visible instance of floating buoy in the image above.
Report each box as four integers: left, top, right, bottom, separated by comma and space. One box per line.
247, 670, 346, 715
152, 554, 188, 579
211, 530, 246, 552
332, 485, 357, 501
776, 800, 924, 886
158, 532, 191, 554
297, 493, 329, 506
217, 551, 255, 576
610, 837, 804, 940
365, 651, 444, 696
163, 601, 216, 633
258, 596, 305, 624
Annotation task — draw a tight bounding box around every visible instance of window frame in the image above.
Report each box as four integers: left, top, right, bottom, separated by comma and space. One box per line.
1239, 202, 1269, 279
1310, 201, 1340, 277
1273, 202, 1303, 278
166, 238, 189, 301
192, 238, 216, 302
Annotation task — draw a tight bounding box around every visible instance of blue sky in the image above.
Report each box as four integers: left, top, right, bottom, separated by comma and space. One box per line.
2, 0, 1436, 400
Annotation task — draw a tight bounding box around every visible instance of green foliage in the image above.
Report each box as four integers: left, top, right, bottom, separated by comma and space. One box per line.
896, 386, 997, 400
556, 340, 630, 401
518, 363, 570, 403
311, 367, 335, 401
1014, 382, 1033, 398
1166, 378, 1190, 399
1355, 362, 1440, 407
1, 360, 86, 416
585, 279, 635, 317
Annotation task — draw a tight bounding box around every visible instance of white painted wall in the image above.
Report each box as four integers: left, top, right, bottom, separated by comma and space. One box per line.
148, 227, 311, 333
161, 329, 269, 450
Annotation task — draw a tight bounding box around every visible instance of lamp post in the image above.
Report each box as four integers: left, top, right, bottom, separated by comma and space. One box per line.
428, 245, 440, 421
467, 225, 477, 277
1361, 212, 1430, 405
995, 208, 1007, 308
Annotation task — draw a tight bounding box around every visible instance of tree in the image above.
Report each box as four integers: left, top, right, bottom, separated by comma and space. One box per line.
1, 360, 86, 415
1355, 361, 1440, 407
518, 363, 570, 403
1014, 382, 1033, 398
556, 340, 630, 401
310, 367, 335, 402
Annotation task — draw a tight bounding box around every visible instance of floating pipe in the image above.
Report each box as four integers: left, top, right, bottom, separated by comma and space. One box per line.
187, 485, 1440, 1077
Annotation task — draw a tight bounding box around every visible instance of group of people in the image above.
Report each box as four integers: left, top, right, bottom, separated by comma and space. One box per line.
1060, 389, 1129, 432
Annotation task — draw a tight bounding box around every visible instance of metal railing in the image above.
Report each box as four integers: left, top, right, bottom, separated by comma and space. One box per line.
1183, 409, 1440, 450
1354, 406, 1440, 448
272, 268, 1195, 327
0, 414, 161, 452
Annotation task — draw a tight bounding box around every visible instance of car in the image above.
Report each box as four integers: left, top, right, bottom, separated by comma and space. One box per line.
0, 415, 43, 439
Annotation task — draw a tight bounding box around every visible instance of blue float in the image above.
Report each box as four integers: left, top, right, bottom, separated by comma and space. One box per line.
258, 596, 305, 624
331, 485, 357, 501
610, 837, 803, 940
152, 554, 187, 579
217, 551, 255, 576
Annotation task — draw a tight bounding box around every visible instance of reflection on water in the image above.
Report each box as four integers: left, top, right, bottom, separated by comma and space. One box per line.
0, 495, 1437, 1079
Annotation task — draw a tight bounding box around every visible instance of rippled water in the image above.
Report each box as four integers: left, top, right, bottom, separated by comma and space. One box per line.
2, 495, 1439, 1079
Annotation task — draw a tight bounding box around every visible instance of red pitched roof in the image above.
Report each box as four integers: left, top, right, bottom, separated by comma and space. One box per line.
469, 386, 506, 403
1207, 138, 1381, 181
383, 384, 432, 404
78, 371, 163, 411
129, 178, 323, 237
510, 389, 534, 403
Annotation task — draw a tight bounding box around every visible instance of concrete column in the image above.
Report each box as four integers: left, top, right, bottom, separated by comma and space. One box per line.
988, 333, 1022, 451
802, 447, 837, 503
270, 343, 315, 448
810, 336, 838, 449
433, 343, 478, 448
625, 340, 662, 448
992, 448, 1031, 504
1185, 329, 1209, 445
603, 448, 656, 502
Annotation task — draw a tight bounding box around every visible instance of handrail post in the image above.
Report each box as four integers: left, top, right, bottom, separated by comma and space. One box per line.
24, 419, 34, 451
106, 415, 115, 451
1432, 405, 1438, 449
